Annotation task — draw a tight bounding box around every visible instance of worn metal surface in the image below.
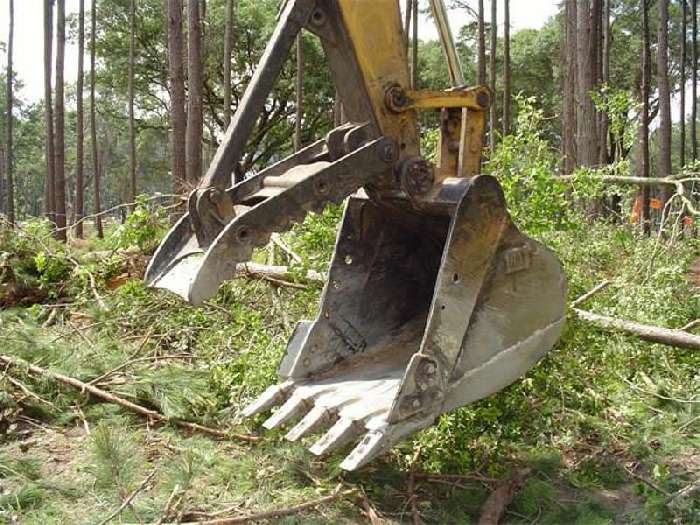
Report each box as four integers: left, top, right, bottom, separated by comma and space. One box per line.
243, 177, 565, 470
147, 0, 567, 471
147, 135, 397, 304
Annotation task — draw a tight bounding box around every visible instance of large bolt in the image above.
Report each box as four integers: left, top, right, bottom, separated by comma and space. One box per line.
385, 85, 408, 113
378, 139, 399, 163
400, 158, 434, 197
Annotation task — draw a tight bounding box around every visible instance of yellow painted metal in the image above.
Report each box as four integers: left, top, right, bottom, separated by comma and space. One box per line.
336, 0, 420, 158
336, 0, 488, 179
396, 87, 490, 112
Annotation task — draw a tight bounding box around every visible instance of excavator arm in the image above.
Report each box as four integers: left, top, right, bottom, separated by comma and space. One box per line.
146, 0, 567, 470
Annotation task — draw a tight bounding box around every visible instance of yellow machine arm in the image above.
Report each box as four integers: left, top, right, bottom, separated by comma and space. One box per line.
146, 0, 567, 470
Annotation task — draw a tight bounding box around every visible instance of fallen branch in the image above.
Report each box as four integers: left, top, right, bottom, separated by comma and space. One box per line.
97, 469, 157, 525
88, 353, 194, 386
559, 174, 700, 216
680, 319, 700, 332
667, 479, 700, 504
237, 262, 325, 286
155, 484, 183, 525
408, 446, 422, 525
570, 280, 612, 308
270, 234, 302, 264
625, 466, 670, 497
146, 486, 356, 525
4, 375, 56, 407
413, 472, 498, 484
358, 493, 383, 525
477, 468, 531, 525
572, 309, 700, 350
56, 193, 182, 235
0, 354, 259, 443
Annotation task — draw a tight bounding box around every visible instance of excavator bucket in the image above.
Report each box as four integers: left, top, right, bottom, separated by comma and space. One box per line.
146, 0, 567, 470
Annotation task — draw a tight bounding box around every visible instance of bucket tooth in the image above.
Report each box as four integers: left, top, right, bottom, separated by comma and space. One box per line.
262, 395, 310, 430
285, 405, 335, 442
339, 430, 385, 471
242, 381, 293, 418
308, 418, 360, 456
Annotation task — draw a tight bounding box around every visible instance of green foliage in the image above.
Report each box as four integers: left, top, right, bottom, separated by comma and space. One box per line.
109, 195, 169, 252
592, 86, 639, 156
0, 219, 71, 299
485, 95, 581, 234
88, 419, 145, 493
0, 484, 47, 512
288, 206, 344, 272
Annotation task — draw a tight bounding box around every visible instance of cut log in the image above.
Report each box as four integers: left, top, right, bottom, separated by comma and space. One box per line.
573, 309, 700, 350
237, 263, 325, 283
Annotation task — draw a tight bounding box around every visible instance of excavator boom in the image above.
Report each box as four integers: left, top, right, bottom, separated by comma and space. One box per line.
146, 0, 566, 470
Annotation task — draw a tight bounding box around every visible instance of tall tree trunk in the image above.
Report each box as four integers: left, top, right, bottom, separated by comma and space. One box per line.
591, 0, 602, 163
223, 0, 234, 130
128, 0, 137, 206
90, 0, 103, 238
693, 0, 698, 160
404, 0, 412, 52
575, 0, 597, 168
640, 0, 651, 234
502, 0, 511, 135
186, 0, 203, 184
598, 0, 610, 166
657, 0, 672, 201
412, 0, 418, 89
54, 0, 66, 241
294, 34, 303, 152
44, 0, 56, 223
489, 0, 497, 154
168, 0, 187, 192
681, 0, 687, 168
75, 0, 85, 238
0, 132, 5, 216
477, 0, 486, 85
563, 0, 577, 174
5, 0, 14, 226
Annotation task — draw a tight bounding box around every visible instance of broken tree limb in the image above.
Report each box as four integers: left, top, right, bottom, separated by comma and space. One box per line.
237, 262, 325, 286
0, 354, 259, 442
559, 174, 700, 216
477, 468, 531, 525
408, 446, 422, 525
142, 486, 357, 525
680, 319, 700, 332
572, 309, 700, 350
97, 469, 158, 525
270, 233, 302, 263
570, 280, 612, 308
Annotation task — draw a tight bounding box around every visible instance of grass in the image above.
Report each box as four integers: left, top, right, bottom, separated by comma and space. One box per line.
0, 207, 698, 524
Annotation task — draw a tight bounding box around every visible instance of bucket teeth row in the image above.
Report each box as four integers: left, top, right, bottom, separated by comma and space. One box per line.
243, 376, 404, 469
